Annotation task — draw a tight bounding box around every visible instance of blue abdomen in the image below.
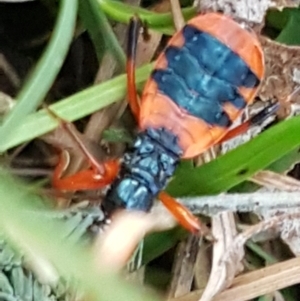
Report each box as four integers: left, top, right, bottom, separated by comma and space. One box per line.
103, 128, 182, 213
152, 25, 260, 128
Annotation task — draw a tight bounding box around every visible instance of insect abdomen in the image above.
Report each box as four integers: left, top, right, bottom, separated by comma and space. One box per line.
138, 14, 264, 158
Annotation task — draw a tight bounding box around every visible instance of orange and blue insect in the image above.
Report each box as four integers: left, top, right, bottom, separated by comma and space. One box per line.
53, 13, 276, 233
102, 13, 265, 227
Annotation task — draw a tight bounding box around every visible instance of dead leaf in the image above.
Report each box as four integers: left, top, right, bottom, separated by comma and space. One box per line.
168, 235, 200, 298
260, 207, 300, 255
259, 37, 300, 117
169, 214, 300, 301
170, 257, 300, 301
251, 170, 300, 191
199, 212, 241, 301
228, 210, 300, 267
194, 241, 212, 291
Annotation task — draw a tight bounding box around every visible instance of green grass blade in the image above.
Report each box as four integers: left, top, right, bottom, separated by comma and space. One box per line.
167, 116, 300, 196
0, 64, 152, 153
0, 0, 78, 146
266, 9, 290, 30
98, 0, 196, 34
79, 0, 126, 67
276, 9, 300, 45
266, 8, 300, 45
231, 147, 300, 193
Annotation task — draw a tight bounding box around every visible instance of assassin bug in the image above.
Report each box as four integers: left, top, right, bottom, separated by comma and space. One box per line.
52, 13, 278, 234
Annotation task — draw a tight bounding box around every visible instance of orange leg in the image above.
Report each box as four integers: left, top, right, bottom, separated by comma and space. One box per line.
47, 108, 120, 191
158, 191, 208, 235
220, 101, 279, 143
52, 150, 119, 191
126, 15, 149, 121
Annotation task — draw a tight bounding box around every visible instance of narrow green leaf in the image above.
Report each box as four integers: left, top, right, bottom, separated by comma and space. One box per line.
246, 241, 277, 265
98, 0, 196, 34
0, 0, 78, 144
231, 147, 300, 193
266, 8, 300, 45
266, 9, 290, 30
276, 9, 300, 45
0, 64, 153, 152
268, 147, 300, 172
79, 0, 126, 67
167, 116, 300, 196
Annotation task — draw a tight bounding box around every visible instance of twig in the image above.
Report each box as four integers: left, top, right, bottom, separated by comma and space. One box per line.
199, 212, 240, 301
177, 192, 300, 216
168, 234, 200, 298
169, 257, 300, 301
170, 0, 185, 31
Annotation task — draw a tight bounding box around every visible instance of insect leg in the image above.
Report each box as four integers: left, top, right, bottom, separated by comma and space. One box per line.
158, 191, 209, 235
220, 101, 279, 143
47, 108, 120, 191
126, 15, 146, 121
